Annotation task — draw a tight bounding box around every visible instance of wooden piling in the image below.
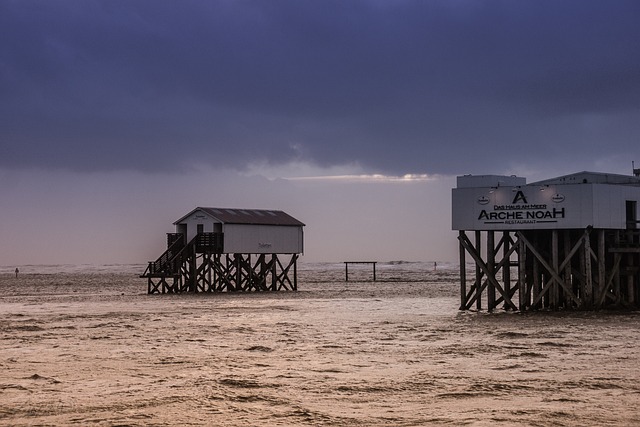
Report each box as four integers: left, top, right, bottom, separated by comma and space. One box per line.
459, 227, 640, 311
143, 235, 299, 294
475, 230, 482, 310
487, 231, 496, 311
459, 231, 467, 310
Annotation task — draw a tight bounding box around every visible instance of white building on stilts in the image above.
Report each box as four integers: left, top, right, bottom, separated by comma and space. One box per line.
142, 207, 304, 294
452, 171, 640, 311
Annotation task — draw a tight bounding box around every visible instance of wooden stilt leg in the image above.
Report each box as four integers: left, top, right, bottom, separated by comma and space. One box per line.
459, 231, 467, 310
475, 230, 482, 310
551, 230, 559, 309
487, 231, 496, 311
518, 233, 527, 310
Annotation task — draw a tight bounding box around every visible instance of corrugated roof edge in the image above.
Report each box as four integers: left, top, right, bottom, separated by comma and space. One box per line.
173, 207, 305, 226
530, 171, 640, 186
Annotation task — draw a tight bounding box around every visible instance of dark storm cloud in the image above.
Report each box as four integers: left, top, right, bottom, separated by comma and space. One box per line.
1, 0, 639, 174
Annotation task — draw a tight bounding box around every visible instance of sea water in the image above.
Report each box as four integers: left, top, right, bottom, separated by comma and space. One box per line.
1, 261, 639, 426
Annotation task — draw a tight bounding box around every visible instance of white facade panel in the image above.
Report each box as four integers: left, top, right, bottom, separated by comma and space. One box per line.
452, 184, 594, 230
224, 224, 303, 254
592, 184, 640, 229
176, 210, 219, 242
453, 178, 640, 231
173, 207, 305, 254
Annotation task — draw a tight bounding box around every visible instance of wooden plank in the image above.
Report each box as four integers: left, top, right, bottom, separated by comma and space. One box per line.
597, 229, 605, 308
465, 238, 518, 309
487, 231, 496, 311
293, 254, 298, 291
563, 230, 573, 307
551, 230, 559, 309
235, 254, 242, 291
609, 248, 640, 253
271, 254, 277, 290
503, 231, 511, 309
463, 280, 489, 310
527, 229, 591, 307
461, 239, 520, 310
583, 232, 593, 308
518, 232, 581, 306
532, 233, 542, 309
475, 231, 482, 310
597, 253, 622, 307
458, 233, 518, 310
628, 253, 636, 305
459, 231, 467, 310
275, 254, 297, 291
614, 231, 621, 304
518, 235, 527, 310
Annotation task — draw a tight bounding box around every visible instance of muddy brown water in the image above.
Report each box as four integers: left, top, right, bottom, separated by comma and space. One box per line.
1, 262, 639, 426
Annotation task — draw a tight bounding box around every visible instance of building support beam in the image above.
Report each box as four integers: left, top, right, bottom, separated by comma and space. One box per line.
458, 227, 639, 311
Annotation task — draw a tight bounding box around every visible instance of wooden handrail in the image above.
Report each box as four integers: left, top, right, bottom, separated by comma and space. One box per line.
142, 232, 225, 277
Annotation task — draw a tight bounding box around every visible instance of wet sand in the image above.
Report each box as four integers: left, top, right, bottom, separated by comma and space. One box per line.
1, 263, 639, 426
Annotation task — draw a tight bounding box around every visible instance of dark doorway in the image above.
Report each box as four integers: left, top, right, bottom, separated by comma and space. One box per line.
626, 200, 637, 229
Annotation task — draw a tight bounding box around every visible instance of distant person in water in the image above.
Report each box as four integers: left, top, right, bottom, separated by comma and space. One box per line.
434, 262, 437, 271
15, 267, 19, 278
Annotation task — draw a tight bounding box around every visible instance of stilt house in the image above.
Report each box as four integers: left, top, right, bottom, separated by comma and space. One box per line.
452, 171, 640, 311
142, 207, 304, 294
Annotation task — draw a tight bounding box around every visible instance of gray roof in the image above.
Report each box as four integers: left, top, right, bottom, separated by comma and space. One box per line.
530, 171, 640, 186
174, 207, 305, 226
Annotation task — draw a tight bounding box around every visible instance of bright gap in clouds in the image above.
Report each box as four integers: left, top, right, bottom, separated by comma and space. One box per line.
244, 161, 437, 183
286, 173, 434, 183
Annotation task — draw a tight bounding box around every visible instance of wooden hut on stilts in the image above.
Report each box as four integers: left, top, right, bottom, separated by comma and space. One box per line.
452, 171, 640, 311
141, 207, 304, 294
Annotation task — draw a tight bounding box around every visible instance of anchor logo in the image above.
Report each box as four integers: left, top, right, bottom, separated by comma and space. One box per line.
477, 196, 490, 205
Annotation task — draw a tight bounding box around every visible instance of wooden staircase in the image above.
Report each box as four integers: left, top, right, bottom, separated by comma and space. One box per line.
141, 232, 224, 293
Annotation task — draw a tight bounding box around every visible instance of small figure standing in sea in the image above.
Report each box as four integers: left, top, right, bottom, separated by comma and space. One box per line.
433, 262, 437, 271
15, 267, 19, 278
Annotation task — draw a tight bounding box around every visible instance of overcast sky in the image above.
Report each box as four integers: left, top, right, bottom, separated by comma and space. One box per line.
1, 1, 639, 267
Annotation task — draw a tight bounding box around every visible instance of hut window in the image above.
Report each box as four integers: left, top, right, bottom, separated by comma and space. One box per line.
626, 201, 637, 229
